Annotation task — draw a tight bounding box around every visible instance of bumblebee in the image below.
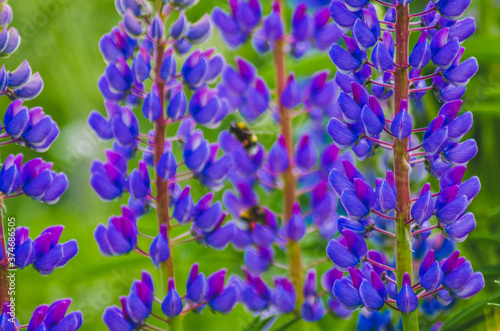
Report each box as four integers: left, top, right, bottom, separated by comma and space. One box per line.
239, 206, 266, 231
229, 122, 258, 153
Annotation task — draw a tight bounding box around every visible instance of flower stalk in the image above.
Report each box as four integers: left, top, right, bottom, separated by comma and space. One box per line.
393, 4, 419, 330
273, 0, 303, 310
152, 3, 179, 330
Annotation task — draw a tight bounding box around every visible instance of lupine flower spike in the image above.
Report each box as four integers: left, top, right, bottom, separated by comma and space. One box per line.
0, 2, 80, 329
325, 0, 483, 328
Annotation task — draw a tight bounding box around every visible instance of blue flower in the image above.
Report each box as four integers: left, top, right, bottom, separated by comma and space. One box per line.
396, 273, 418, 314
149, 224, 170, 268
205, 269, 238, 313
94, 207, 138, 256
301, 270, 325, 321
27, 299, 83, 331
162, 279, 184, 318
31, 225, 78, 276
327, 229, 367, 270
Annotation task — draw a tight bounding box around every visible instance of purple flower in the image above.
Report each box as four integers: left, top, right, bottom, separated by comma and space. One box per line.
27, 299, 82, 331
352, 10, 380, 52
94, 206, 138, 256
0, 153, 22, 196
281, 74, 301, 109
358, 270, 387, 311
157, 149, 177, 180
4, 103, 59, 152
99, 25, 138, 62
20, 158, 69, 204
186, 263, 207, 304
373, 171, 397, 213
172, 186, 194, 224
103, 303, 136, 331
31, 225, 78, 275
90, 150, 128, 201
329, 39, 363, 74
419, 250, 444, 292
167, 89, 187, 121
203, 221, 236, 251
292, 4, 314, 42
371, 36, 394, 73
411, 183, 434, 225
306, 71, 337, 110
188, 86, 228, 128
396, 273, 418, 314
149, 224, 170, 268
391, 103, 412, 140
212, 0, 262, 48
142, 83, 161, 122
183, 130, 210, 172
128, 160, 150, 200
13, 227, 32, 268
181, 49, 223, 88
186, 14, 213, 44
301, 270, 325, 321
218, 58, 270, 122
244, 246, 274, 273
286, 203, 306, 242
327, 229, 367, 270
205, 269, 238, 313
194, 200, 224, 233
272, 277, 296, 313
409, 31, 431, 70
266, 135, 290, 175
329, 1, 360, 31
198, 145, 232, 190
162, 279, 183, 318
263, 2, 284, 42
124, 271, 154, 323
313, 7, 343, 51
3, 99, 28, 137
444, 212, 476, 242
89, 101, 139, 146
333, 274, 362, 310
441, 250, 484, 298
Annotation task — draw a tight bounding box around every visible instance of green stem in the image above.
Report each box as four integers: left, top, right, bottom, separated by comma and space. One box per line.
394, 4, 419, 330
152, 3, 182, 330
273, 0, 303, 310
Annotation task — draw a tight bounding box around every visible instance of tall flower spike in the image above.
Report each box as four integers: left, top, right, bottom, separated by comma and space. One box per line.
92, 1, 242, 328
325, 0, 483, 327
0, 3, 77, 326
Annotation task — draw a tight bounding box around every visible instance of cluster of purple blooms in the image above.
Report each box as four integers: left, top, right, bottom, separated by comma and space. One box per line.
322, 0, 484, 327
212, 0, 342, 58
90, 0, 247, 329
0, 1, 81, 329
212, 0, 355, 324
103, 266, 239, 329
90, 0, 484, 329
0, 299, 82, 331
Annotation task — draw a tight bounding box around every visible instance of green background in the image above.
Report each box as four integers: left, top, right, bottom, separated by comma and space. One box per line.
2, 0, 500, 330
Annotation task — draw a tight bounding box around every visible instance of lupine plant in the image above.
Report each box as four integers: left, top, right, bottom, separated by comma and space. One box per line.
0, 1, 81, 330
212, 0, 351, 324
90, 0, 240, 330
324, 0, 484, 328
90, 0, 484, 329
